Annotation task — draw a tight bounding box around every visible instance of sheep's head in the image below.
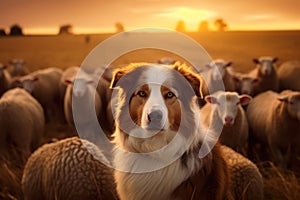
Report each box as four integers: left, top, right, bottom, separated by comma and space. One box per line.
205, 59, 233, 81
12, 76, 38, 93
65, 78, 94, 97
233, 75, 260, 96
277, 91, 300, 121
205, 91, 251, 126
253, 56, 278, 76
0, 64, 7, 77
10, 59, 25, 70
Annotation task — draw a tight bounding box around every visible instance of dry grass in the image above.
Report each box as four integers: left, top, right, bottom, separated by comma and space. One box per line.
0, 31, 300, 199
258, 162, 300, 200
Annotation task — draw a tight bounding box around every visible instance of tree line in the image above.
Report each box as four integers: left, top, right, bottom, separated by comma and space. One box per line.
0, 19, 228, 36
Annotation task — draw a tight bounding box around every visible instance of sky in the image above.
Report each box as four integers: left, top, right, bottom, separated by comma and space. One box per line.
0, 0, 299, 34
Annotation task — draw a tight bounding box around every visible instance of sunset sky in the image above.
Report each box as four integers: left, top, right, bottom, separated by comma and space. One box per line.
1, 0, 299, 34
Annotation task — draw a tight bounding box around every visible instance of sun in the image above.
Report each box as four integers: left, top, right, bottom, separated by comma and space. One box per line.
155, 7, 217, 31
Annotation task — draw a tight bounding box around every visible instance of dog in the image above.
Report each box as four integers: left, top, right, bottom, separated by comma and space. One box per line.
110, 62, 233, 200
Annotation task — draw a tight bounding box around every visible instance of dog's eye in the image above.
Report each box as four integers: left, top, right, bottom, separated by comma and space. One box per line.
166, 91, 175, 99
137, 90, 147, 97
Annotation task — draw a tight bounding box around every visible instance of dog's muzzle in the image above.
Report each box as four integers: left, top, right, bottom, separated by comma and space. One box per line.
147, 109, 165, 131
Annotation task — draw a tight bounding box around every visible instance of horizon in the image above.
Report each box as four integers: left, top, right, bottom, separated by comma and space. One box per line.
1, 1, 300, 35
2, 26, 300, 36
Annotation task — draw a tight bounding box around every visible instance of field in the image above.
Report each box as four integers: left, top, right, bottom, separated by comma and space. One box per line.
0, 31, 300, 199
1, 31, 299, 72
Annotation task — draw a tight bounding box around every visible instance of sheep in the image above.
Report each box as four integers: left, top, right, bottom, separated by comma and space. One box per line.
8, 59, 30, 77
63, 69, 103, 139
232, 73, 260, 96
0, 88, 45, 160
0, 63, 11, 96
59, 66, 80, 99
88, 65, 116, 135
157, 57, 177, 65
201, 91, 252, 153
201, 59, 236, 98
10, 67, 63, 123
249, 56, 279, 95
221, 145, 264, 200
246, 90, 300, 167
22, 137, 118, 200
277, 60, 300, 91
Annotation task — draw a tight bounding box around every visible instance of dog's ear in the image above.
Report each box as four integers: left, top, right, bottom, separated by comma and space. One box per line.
110, 63, 146, 89
110, 68, 127, 89
173, 62, 203, 98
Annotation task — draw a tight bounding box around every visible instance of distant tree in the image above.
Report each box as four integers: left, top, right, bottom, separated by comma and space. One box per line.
198, 20, 209, 32
214, 18, 228, 32
115, 22, 125, 33
175, 20, 186, 32
0, 29, 6, 36
59, 24, 73, 35
9, 24, 23, 36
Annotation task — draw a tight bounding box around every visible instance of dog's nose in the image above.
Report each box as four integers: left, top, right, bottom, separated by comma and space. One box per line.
147, 110, 163, 122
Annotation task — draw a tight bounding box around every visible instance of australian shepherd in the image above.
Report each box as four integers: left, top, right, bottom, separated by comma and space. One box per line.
110, 62, 232, 200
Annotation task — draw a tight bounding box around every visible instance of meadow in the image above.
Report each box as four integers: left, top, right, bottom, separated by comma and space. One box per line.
0, 31, 300, 199
1, 31, 299, 72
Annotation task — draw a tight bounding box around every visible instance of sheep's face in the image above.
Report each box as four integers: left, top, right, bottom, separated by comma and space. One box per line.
278, 92, 300, 121
205, 92, 251, 126
72, 78, 94, 97
21, 78, 37, 93
233, 76, 259, 96
253, 57, 278, 76
206, 60, 232, 81
0, 66, 5, 77
10, 59, 25, 70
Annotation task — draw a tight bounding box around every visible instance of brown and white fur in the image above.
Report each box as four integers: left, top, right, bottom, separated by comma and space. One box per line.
110, 62, 233, 200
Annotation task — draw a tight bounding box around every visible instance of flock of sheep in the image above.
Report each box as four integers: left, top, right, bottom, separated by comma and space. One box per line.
0, 57, 299, 199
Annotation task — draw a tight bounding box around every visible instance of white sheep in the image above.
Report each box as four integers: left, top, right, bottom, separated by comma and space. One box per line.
201, 59, 236, 98
246, 90, 300, 167
157, 57, 177, 65
0, 63, 11, 96
22, 137, 118, 200
9, 59, 30, 77
277, 60, 300, 91
201, 91, 252, 153
59, 66, 80, 100
249, 56, 279, 95
64, 69, 102, 139
10, 67, 63, 123
221, 145, 264, 200
0, 88, 45, 160
233, 73, 260, 96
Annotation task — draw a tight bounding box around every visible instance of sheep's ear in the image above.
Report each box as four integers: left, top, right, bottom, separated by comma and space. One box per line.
272, 57, 278, 63
33, 76, 39, 82
205, 95, 218, 104
224, 61, 233, 68
277, 96, 289, 103
173, 62, 203, 98
1, 65, 7, 69
252, 78, 260, 83
232, 76, 240, 82
64, 79, 73, 85
205, 64, 212, 69
239, 95, 252, 106
253, 58, 259, 64
87, 80, 94, 85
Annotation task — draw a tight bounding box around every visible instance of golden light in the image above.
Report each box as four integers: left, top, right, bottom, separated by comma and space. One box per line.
155, 7, 217, 31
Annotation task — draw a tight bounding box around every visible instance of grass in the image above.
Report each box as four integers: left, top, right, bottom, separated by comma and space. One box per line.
0, 31, 300, 199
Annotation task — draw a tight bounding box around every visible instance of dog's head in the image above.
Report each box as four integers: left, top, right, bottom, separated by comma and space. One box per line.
110, 62, 204, 153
